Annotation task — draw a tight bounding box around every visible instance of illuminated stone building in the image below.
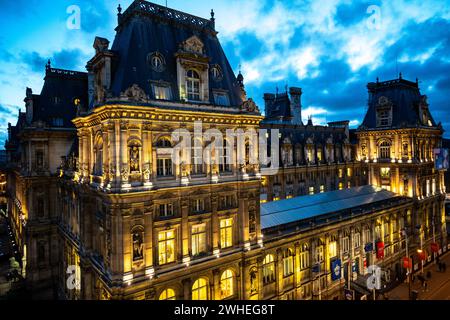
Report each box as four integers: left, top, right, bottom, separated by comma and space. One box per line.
356, 76, 447, 273
3, 1, 447, 300
3, 63, 87, 298
259, 88, 368, 204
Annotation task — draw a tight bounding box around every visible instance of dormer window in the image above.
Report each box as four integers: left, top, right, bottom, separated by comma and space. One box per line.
210, 65, 223, 82
186, 70, 201, 101
213, 92, 230, 106
152, 84, 172, 100
376, 96, 393, 127
377, 109, 390, 127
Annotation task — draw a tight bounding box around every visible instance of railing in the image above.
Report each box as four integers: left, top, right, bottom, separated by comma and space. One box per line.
121, 0, 214, 30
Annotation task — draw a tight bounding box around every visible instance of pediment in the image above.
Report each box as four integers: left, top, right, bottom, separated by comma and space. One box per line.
182, 35, 204, 55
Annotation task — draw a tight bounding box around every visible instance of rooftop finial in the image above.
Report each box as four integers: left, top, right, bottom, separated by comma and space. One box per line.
210, 9, 215, 29
276, 86, 279, 96
46, 59, 51, 70
237, 65, 244, 88
399, 72, 402, 79
117, 3, 123, 24
416, 77, 419, 84
376, 77, 379, 83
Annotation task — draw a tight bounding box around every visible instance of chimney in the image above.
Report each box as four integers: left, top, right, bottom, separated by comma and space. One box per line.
24, 87, 33, 125
289, 87, 302, 124
263, 93, 275, 118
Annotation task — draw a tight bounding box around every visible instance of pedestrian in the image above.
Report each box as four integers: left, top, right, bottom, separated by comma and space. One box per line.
423, 280, 428, 292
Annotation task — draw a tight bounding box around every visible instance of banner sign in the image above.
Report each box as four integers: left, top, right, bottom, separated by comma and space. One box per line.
364, 243, 373, 253
433, 148, 449, 169
331, 259, 341, 281
376, 242, 385, 259
431, 243, 439, 253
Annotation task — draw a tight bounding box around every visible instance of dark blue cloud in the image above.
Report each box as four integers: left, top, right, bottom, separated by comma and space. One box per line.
20, 49, 87, 73
236, 32, 265, 60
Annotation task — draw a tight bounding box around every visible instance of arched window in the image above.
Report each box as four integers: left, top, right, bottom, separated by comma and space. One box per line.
192, 278, 208, 300
220, 269, 234, 299
379, 141, 391, 159
186, 70, 201, 101
262, 254, 275, 285
156, 137, 172, 148
159, 288, 176, 300
282, 248, 294, 277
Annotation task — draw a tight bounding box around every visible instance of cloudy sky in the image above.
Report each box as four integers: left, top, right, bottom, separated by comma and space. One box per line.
1, 0, 450, 148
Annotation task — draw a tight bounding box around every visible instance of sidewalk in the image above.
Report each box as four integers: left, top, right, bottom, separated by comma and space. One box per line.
387, 250, 450, 300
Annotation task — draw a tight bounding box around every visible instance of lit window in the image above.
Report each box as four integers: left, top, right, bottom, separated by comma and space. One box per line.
379, 141, 391, 159
158, 230, 175, 265
347, 181, 351, 189
273, 195, 280, 201
342, 237, 350, 253
152, 84, 171, 100
192, 278, 208, 300
191, 224, 206, 256
263, 254, 276, 284
283, 249, 294, 277
309, 187, 314, 195
213, 92, 230, 106
157, 158, 173, 177
380, 167, 391, 179
220, 270, 234, 299
186, 70, 201, 101
220, 218, 233, 249
307, 146, 313, 163
159, 288, 176, 300
347, 168, 352, 177
328, 241, 337, 258
338, 169, 343, 178
300, 244, 310, 270
320, 185, 325, 193
317, 148, 322, 162
354, 233, 361, 248
315, 245, 324, 263
338, 182, 343, 190
73, 98, 81, 106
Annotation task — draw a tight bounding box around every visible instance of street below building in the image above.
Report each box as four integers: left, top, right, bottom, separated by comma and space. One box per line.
387, 249, 450, 300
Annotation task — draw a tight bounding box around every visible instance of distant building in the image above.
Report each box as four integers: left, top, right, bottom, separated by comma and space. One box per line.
3, 1, 447, 300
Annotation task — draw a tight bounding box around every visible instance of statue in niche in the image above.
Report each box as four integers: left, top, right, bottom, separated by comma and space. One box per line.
129, 146, 140, 172
250, 269, 258, 294
132, 229, 144, 261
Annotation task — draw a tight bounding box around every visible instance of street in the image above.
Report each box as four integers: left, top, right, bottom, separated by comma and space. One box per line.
388, 249, 450, 300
